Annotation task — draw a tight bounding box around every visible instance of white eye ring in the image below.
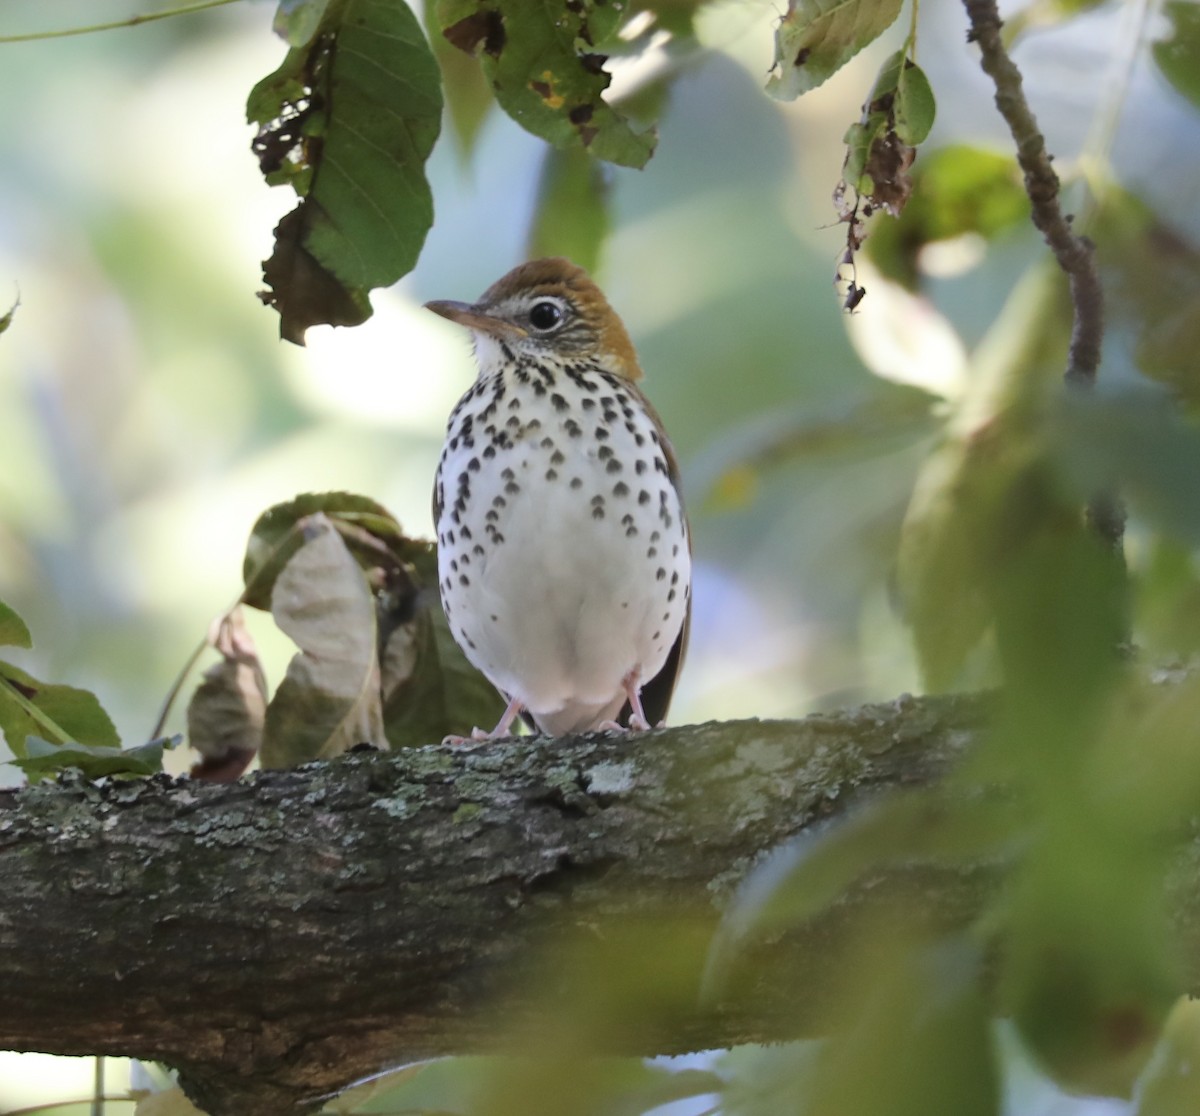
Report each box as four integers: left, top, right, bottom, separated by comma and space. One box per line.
528, 298, 566, 332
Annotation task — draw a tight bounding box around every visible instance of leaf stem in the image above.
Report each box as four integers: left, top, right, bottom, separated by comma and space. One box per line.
0, 0, 240, 44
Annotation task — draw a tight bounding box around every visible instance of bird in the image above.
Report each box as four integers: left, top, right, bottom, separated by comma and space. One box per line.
426, 257, 691, 739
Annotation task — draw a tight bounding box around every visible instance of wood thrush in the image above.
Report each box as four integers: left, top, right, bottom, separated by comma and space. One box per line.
427, 258, 691, 738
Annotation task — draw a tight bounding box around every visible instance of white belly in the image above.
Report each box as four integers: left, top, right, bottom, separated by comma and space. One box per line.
435, 368, 690, 730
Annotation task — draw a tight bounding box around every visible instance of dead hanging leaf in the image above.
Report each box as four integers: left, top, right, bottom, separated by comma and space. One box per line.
261, 514, 386, 767
834, 50, 936, 309
248, 0, 443, 343
187, 609, 268, 782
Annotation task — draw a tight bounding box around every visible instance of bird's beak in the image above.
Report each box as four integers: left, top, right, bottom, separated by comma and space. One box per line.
424, 300, 528, 339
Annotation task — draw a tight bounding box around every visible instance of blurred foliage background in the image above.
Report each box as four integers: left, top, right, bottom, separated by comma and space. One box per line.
4, 0, 1200, 1112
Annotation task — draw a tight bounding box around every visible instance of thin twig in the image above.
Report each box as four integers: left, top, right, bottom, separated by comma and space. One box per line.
0, 0, 239, 44
963, 0, 1104, 388
963, 0, 1124, 550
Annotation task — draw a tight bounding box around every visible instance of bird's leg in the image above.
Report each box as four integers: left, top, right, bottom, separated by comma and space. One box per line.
443, 693, 525, 745
598, 668, 652, 733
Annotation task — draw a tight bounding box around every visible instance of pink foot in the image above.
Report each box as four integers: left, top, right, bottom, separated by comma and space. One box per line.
443, 694, 524, 745
597, 670, 654, 733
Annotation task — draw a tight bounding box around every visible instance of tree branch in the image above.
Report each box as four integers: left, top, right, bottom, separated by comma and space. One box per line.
963, 0, 1125, 554
0, 698, 987, 1115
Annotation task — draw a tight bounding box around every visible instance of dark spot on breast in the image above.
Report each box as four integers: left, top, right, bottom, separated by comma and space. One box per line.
603, 410, 619, 423
635, 460, 648, 475
551, 449, 565, 466
565, 419, 582, 438
570, 477, 583, 489
625, 525, 638, 537
460, 525, 472, 539
541, 436, 555, 449
598, 445, 613, 461
595, 426, 609, 440
606, 459, 622, 474
505, 480, 520, 494
483, 444, 497, 459
551, 392, 568, 412
592, 506, 605, 520
638, 490, 651, 505
492, 495, 507, 509
668, 589, 676, 602
656, 568, 666, 581
468, 457, 481, 472
474, 544, 485, 557
546, 468, 558, 481
614, 482, 629, 497
508, 397, 521, 411
582, 398, 596, 410
648, 547, 658, 558
459, 574, 470, 586
591, 495, 605, 507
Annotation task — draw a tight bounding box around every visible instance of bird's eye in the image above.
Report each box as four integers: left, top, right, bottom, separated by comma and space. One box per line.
528, 300, 563, 332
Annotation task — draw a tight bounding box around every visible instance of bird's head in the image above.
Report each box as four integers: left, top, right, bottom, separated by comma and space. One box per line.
425, 257, 643, 382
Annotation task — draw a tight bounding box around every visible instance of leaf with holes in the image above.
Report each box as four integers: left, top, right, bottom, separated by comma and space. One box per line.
436, 0, 655, 168
249, 0, 443, 343
768, 0, 905, 99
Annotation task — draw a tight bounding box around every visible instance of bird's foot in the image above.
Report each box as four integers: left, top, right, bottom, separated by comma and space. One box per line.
441, 727, 494, 746
443, 694, 525, 745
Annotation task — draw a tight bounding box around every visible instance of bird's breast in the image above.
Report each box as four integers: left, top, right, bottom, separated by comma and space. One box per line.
434, 363, 690, 713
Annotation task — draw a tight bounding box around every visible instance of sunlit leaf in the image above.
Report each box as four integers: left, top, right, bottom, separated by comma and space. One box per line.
186, 609, 267, 782
249, 0, 443, 343
9, 734, 181, 781
897, 265, 1071, 690
895, 58, 935, 145
767, 0, 904, 99
528, 145, 610, 275
0, 600, 32, 649
0, 660, 120, 757
1153, 1, 1200, 111
436, 0, 656, 168
261, 514, 386, 766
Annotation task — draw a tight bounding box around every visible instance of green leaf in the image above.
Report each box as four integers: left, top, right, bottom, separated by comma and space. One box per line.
895, 58, 935, 144
897, 265, 1071, 690
9, 735, 181, 781
767, 0, 904, 100
249, 0, 443, 343
243, 491, 405, 609
0, 600, 32, 649
273, 0, 334, 45
423, 0, 494, 155
381, 539, 508, 745
261, 514, 386, 766
1153, 1, 1200, 111
706, 791, 1016, 994
807, 938, 1000, 1116
436, 0, 656, 168
527, 145, 610, 275
0, 661, 120, 757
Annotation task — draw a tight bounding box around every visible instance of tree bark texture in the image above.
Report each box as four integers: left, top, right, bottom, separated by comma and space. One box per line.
1, 697, 1005, 1114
